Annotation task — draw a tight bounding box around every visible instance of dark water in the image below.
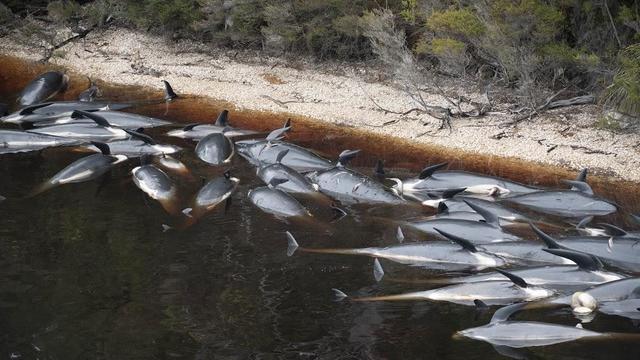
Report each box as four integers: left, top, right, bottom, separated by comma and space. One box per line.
1, 56, 640, 359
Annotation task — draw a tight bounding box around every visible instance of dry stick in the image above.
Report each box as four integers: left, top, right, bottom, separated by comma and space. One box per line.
40, 17, 113, 63
501, 87, 579, 127
604, 0, 623, 48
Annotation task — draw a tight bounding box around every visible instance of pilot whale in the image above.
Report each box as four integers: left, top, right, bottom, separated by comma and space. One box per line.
17, 71, 68, 106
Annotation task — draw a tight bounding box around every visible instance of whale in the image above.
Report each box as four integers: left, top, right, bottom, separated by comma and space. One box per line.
306, 150, 405, 204
31, 142, 127, 195
0, 130, 83, 154
166, 110, 257, 140
236, 120, 333, 173
131, 157, 179, 214
531, 223, 640, 273
248, 178, 313, 219
257, 149, 321, 194
17, 71, 68, 106
285, 230, 506, 271
334, 269, 556, 306
195, 132, 234, 165
505, 180, 617, 217
390, 162, 539, 200
27, 110, 131, 142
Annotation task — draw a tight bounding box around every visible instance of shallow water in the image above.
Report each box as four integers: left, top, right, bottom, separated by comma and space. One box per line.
1, 56, 640, 359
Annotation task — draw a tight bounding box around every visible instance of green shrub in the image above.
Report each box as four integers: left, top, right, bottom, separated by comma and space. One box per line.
427, 8, 485, 38
430, 37, 465, 56
603, 44, 640, 117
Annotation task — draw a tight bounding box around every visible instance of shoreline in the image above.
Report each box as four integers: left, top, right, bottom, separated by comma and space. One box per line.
1, 27, 640, 182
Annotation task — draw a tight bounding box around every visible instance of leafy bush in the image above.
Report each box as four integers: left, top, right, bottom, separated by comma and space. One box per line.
603, 44, 640, 117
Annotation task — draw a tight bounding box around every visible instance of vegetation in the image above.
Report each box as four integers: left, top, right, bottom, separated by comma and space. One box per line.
3, 1, 640, 120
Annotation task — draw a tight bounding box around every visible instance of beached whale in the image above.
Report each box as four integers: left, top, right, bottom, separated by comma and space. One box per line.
195, 132, 234, 165
456, 303, 610, 348
17, 71, 68, 106
390, 162, 539, 199
131, 157, 178, 214
334, 269, 556, 306
248, 179, 312, 219
505, 180, 617, 217
31, 142, 127, 195
189, 171, 239, 219
236, 120, 333, 173
0, 130, 83, 154
404, 200, 523, 243
531, 224, 640, 273
257, 149, 320, 194
285, 230, 506, 271
27, 110, 131, 142
166, 110, 257, 140
306, 150, 405, 204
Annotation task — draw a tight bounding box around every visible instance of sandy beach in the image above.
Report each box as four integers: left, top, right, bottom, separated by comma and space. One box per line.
2, 27, 639, 181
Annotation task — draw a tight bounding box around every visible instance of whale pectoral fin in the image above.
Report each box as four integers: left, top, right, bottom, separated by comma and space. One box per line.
373, 258, 384, 282
285, 231, 299, 256
94, 171, 112, 196
396, 227, 405, 243
224, 197, 233, 214
332, 288, 348, 301
441, 187, 466, 199
576, 216, 594, 229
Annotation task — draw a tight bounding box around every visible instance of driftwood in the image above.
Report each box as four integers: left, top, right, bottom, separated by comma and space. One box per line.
40, 16, 113, 62
502, 88, 595, 127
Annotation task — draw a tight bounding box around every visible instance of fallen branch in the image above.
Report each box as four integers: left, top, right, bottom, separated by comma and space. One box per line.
40, 17, 113, 62
501, 90, 593, 127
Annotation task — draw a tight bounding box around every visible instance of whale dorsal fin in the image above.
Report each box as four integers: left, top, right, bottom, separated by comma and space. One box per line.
183, 123, 199, 131
18, 102, 53, 115
418, 162, 448, 179
124, 128, 155, 144
396, 226, 405, 243
72, 110, 112, 127
437, 202, 449, 214
91, 141, 111, 155
463, 199, 499, 227
597, 223, 628, 237
374, 160, 385, 177
163, 80, 178, 101
530, 223, 564, 249
434, 228, 477, 252
496, 269, 528, 288
576, 168, 588, 182
490, 302, 527, 323
542, 248, 603, 271
215, 110, 229, 126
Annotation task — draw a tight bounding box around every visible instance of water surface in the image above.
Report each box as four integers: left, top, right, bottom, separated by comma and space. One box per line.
1, 56, 639, 359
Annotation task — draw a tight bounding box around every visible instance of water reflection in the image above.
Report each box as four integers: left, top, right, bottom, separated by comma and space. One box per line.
1, 56, 640, 359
